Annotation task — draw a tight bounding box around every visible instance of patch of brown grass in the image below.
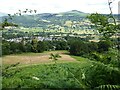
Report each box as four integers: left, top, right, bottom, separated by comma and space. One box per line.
2, 51, 76, 66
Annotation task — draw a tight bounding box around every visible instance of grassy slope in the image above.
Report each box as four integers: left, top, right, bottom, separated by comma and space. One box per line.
2, 65, 88, 88
3, 51, 120, 89
2, 52, 92, 88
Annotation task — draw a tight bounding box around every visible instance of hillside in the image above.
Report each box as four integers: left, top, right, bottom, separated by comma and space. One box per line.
0, 10, 88, 27
60, 10, 88, 17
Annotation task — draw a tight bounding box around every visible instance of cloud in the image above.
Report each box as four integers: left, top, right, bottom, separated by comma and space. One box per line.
0, 0, 119, 14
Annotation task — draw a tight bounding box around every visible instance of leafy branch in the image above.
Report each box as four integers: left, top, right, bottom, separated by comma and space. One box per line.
49, 53, 61, 63
1, 9, 37, 29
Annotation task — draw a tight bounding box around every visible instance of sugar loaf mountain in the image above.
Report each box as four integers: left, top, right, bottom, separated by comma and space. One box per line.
0, 10, 89, 27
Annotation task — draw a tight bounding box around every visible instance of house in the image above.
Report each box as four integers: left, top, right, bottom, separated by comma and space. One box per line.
4, 26, 17, 30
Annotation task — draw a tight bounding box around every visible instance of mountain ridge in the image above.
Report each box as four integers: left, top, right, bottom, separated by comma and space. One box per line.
1, 10, 119, 28
0, 10, 89, 27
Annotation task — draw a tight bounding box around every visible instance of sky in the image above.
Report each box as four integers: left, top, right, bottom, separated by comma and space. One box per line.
0, 0, 119, 14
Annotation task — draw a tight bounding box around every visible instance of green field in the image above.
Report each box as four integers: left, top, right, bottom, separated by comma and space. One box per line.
3, 27, 95, 34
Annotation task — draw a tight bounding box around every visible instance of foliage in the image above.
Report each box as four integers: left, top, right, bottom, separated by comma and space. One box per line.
2, 60, 120, 89
49, 53, 61, 63
87, 13, 108, 27
2, 40, 10, 55
94, 85, 120, 90
87, 42, 98, 52
1, 9, 37, 29
1, 18, 18, 28
97, 40, 112, 53
52, 40, 68, 50
2, 63, 85, 88
2, 39, 69, 55
86, 0, 120, 69
69, 40, 89, 56
82, 62, 120, 89
2, 39, 52, 55
2, 62, 21, 78
87, 13, 117, 39
37, 41, 46, 53
31, 38, 38, 53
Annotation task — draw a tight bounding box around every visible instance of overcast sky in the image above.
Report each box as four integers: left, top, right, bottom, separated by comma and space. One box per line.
0, 0, 119, 14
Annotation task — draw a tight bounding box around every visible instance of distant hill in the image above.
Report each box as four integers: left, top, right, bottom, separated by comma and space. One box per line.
1, 10, 119, 28
1, 10, 89, 27
60, 10, 88, 17
0, 12, 7, 17
0, 12, 8, 22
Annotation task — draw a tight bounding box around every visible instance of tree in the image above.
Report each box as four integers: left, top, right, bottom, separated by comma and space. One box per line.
43, 41, 53, 51
37, 41, 45, 53
87, 13, 116, 40
53, 40, 68, 50
97, 40, 111, 53
69, 41, 89, 56
31, 38, 38, 53
2, 40, 10, 55
87, 42, 98, 53
87, 0, 119, 41
87, 0, 120, 67
25, 42, 32, 52
9, 42, 21, 54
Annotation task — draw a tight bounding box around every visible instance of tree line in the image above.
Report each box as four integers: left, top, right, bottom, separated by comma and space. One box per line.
2, 37, 111, 55
2, 38, 68, 55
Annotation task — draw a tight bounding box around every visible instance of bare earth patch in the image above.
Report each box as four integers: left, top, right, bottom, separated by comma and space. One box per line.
2, 51, 76, 65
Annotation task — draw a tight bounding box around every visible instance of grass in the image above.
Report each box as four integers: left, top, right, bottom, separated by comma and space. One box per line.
71, 55, 89, 61
3, 61, 120, 89
2, 61, 92, 88
3, 50, 68, 56
2, 51, 120, 89
2, 50, 76, 67
2, 51, 92, 88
